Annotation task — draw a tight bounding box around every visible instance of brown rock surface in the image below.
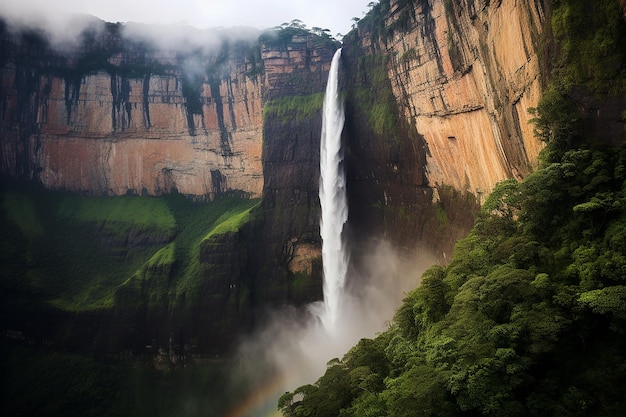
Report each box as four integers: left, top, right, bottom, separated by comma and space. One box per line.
342, 0, 547, 259
382, 0, 546, 197
0, 24, 263, 198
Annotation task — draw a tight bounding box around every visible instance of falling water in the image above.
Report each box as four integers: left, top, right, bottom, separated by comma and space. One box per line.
319, 48, 347, 332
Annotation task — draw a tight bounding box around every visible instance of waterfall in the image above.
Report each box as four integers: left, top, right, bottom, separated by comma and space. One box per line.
319, 48, 347, 332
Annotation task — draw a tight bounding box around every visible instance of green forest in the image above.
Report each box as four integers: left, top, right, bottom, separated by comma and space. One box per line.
278, 0, 626, 416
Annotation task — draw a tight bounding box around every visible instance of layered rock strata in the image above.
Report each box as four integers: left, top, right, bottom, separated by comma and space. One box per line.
250, 33, 338, 305
0, 22, 263, 198
342, 0, 547, 258
384, 0, 546, 195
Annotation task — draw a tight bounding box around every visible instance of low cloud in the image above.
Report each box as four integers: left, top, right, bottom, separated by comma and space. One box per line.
120, 22, 261, 53
0, 0, 368, 46
0, 7, 261, 60
0, 9, 107, 50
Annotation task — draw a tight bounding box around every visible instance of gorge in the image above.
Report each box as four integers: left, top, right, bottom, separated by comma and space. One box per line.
2, 0, 626, 416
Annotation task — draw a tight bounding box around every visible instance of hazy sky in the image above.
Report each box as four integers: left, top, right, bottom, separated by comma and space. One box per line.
0, 0, 369, 38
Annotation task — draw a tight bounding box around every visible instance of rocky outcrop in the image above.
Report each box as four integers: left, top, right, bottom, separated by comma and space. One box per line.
249, 31, 337, 306
0, 21, 264, 198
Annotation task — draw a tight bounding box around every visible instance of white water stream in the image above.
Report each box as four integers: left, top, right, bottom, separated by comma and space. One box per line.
319, 48, 347, 332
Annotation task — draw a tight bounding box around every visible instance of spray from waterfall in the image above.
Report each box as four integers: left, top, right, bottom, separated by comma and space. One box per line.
319, 48, 347, 332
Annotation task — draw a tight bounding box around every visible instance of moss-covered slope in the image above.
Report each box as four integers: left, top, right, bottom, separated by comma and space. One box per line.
0, 182, 260, 353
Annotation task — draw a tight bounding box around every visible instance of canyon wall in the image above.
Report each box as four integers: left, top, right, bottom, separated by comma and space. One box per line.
249, 32, 337, 305
0, 21, 339, 353
0, 22, 264, 198
0, 0, 547, 224
386, 0, 546, 194
342, 0, 547, 259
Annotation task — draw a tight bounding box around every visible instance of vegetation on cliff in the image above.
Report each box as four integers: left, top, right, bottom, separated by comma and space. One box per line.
259, 20, 339, 48
0, 183, 259, 314
264, 93, 325, 124
278, 1, 626, 416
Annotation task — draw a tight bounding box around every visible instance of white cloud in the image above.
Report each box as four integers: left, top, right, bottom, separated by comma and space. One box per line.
0, 0, 369, 39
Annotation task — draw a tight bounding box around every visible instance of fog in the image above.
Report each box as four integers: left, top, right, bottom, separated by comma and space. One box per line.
0, 9, 262, 56
0, 0, 368, 43
0, 11, 107, 49
232, 241, 436, 417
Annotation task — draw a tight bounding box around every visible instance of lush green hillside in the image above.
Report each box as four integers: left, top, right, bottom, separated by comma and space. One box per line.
0, 184, 258, 342
279, 140, 626, 416
0, 182, 259, 314
278, 1, 626, 416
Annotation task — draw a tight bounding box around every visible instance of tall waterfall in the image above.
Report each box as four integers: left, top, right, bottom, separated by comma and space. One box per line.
319, 48, 347, 332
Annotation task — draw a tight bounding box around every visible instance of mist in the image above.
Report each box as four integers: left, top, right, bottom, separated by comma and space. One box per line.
120, 22, 261, 54
231, 240, 437, 417
0, 10, 107, 50
0, 9, 261, 56
0, 0, 367, 41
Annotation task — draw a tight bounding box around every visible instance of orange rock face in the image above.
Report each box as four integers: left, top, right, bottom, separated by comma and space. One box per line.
2, 1, 547, 204
382, 0, 546, 199
1, 29, 264, 198
32, 70, 264, 197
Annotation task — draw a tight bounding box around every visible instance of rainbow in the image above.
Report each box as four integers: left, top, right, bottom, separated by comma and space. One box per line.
224, 370, 291, 417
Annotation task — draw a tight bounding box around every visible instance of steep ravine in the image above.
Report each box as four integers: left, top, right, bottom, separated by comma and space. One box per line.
0, 0, 550, 355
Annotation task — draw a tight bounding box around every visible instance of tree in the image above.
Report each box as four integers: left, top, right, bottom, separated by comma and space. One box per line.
289, 19, 306, 29
483, 179, 522, 221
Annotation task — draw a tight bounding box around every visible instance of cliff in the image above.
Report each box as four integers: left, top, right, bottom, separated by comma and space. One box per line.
387, 0, 546, 194
342, 0, 547, 259
0, 1, 548, 245
252, 30, 338, 304
0, 21, 264, 198
0, 23, 339, 354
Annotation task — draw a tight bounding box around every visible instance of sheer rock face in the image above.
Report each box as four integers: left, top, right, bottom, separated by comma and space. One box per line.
0, 24, 264, 198
400, 0, 545, 195
342, 0, 547, 258
1, 1, 546, 203
250, 35, 337, 306
355, 0, 546, 198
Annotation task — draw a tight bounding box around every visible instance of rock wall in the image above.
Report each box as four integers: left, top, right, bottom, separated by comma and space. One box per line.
387, 0, 546, 195
250, 32, 338, 306
0, 22, 264, 198
1, 1, 547, 238
342, 0, 547, 258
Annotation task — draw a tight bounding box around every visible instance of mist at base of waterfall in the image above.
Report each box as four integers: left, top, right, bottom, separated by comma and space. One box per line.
233, 241, 436, 417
